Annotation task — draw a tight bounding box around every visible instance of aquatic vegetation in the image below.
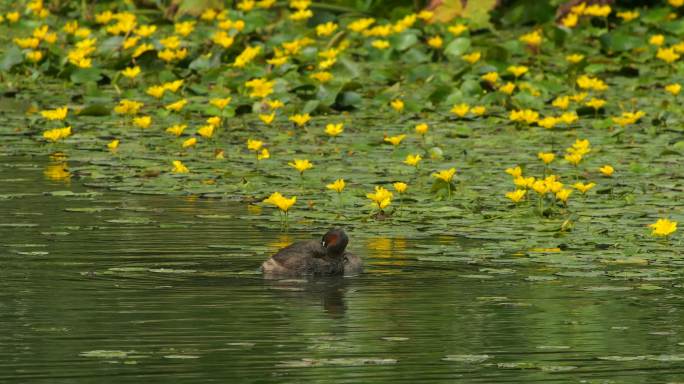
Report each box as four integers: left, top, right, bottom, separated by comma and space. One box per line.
0, 0, 681, 254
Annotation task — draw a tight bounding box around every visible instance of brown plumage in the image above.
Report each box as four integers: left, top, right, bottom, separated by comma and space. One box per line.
261, 229, 362, 277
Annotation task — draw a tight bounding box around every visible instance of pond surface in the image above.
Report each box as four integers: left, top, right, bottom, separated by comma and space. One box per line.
2, 156, 684, 383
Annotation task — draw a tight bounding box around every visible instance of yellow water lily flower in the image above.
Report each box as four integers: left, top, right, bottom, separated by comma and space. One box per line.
114, 100, 143, 115
415, 123, 428, 135
451, 103, 470, 117
432, 168, 456, 183
481, 72, 499, 83
165, 99, 188, 112
325, 123, 344, 137
43, 126, 72, 142
505, 166, 522, 178
566, 54, 584, 63
499, 82, 516, 95
555, 189, 572, 204
259, 113, 276, 125
586, 98, 606, 110
289, 113, 311, 126
166, 124, 187, 137
210, 97, 232, 109
133, 115, 152, 128
505, 189, 526, 203
182, 137, 197, 148
393, 182, 407, 193
519, 30, 542, 47
107, 139, 119, 150
599, 165, 614, 177
206, 116, 221, 127
327, 178, 346, 193
462, 51, 481, 64
384, 134, 406, 146
552, 96, 570, 109
427, 35, 443, 49
247, 139, 263, 151
197, 125, 215, 138
257, 148, 270, 160
390, 99, 404, 111
666, 83, 681, 95
121, 66, 141, 79
40, 106, 68, 121
146, 85, 166, 99
172, 160, 189, 173
404, 154, 422, 167
649, 218, 677, 237
264, 192, 296, 213
366, 186, 392, 210
316, 21, 338, 37
573, 182, 596, 194
288, 158, 313, 175
538, 152, 555, 164
507, 65, 528, 77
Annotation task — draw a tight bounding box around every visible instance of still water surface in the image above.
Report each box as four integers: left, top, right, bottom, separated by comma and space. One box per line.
2, 156, 684, 383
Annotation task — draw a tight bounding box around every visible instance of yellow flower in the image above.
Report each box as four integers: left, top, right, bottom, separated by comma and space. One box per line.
561, 12, 578, 28
163, 80, 184, 92
650, 34, 665, 46
384, 134, 406, 146
233, 45, 262, 68
393, 182, 407, 193
585, 97, 606, 110
259, 113, 276, 125
264, 192, 296, 213
207, 116, 221, 127
133, 115, 152, 128
245, 78, 275, 99
132, 43, 154, 58
327, 178, 346, 193
427, 35, 443, 49
348, 17, 375, 33
536, 116, 556, 129
237, 0, 255, 11
43, 126, 72, 142
210, 97, 231, 110
566, 54, 585, 63
555, 189, 572, 204
310, 71, 332, 83
172, 160, 189, 173
415, 123, 428, 135
165, 99, 188, 112
247, 139, 263, 151
670, 0, 684, 7
316, 22, 338, 37
559, 112, 579, 124
121, 66, 141, 79
538, 152, 555, 164
390, 99, 404, 112
366, 186, 393, 210
617, 10, 639, 21
505, 166, 522, 178
404, 154, 422, 167
107, 139, 119, 150
514, 176, 535, 188
612, 111, 645, 127
599, 165, 614, 177
289, 113, 311, 126
507, 65, 528, 77
649, 218, 678, 237
570, 92, 588, 102
451, 103, 470, 117
481, 72, 498, 83
499, 82, 516, 95
25, 50, 43, 62
462, 51, 481, 64
290, 9, 313, 21
166, 124, 186, 136
174, 21, 195, 36
573, 182, 596, 194
6, 11, 20, 23
509, 109, 539, 124
666, 83, 681, 95
657, 47, 680, 63
372, 39, 390, 49
40, 106, 68, 121
576, 75, 608, 91
552, 96, 570, 109
182, 137, 197, 148
448, 23, 468, 36
564, 153, 583, 166
432, 168, 456, 183
146, 85, 165, 99
505, 189, 526, 203
257, 148, 270, 160
531, 180, 549, 195
135, 24, 156, 37
288, 159, 313, 174
197, 125, 215, 138
325, 123, 344, 137
519, 30, 542, 46
212, 31, 234, 48
114, 100, 143, 115
267, 99, 284, 109
471, 106, 486, 116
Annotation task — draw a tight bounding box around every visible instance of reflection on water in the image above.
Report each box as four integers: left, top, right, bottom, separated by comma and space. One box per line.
2, 155, 684, 383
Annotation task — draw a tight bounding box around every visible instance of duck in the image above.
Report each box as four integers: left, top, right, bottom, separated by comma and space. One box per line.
261, 228, 362, 277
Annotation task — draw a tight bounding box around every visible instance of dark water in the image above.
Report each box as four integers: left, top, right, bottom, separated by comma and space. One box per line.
2, 156, 684, 383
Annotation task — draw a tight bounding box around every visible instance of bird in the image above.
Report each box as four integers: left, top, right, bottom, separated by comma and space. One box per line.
261, 228, 362, 277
